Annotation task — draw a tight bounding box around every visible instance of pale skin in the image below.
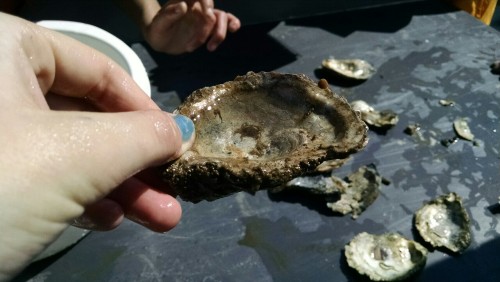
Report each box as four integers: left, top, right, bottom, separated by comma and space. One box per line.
118, 0, 241, 54
0, 12, 194, 281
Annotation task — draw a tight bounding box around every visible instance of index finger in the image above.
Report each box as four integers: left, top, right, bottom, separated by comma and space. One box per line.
36, 19, 158, 112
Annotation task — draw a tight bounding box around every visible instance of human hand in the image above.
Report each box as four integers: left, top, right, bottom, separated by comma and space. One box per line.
140, 0, 241, 54
0, 12, 194, 280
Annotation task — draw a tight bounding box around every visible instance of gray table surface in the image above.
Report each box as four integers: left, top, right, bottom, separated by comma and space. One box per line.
15, 2, 500, 281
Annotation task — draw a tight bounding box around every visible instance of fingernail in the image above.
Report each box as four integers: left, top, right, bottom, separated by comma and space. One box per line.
173, 114, 195, 143
207, 43, 217, 52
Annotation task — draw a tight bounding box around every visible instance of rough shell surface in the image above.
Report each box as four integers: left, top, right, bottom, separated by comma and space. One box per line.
322, 58, 376, 80
414, 192, 471, 253
326, 164, 381, 219
282, 164, 380, 218
345, 232, 428, 281
163, 72, 368, 202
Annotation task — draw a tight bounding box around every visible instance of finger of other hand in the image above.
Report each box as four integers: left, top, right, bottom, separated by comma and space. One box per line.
160, 1, 188, 22
226, 12, 241, 32
197, 0, 214, 13
206, 10, 228, 52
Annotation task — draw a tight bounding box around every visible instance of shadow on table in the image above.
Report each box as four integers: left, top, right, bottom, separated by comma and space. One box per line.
417, 235, 500, 281
11, 246, 73, 282
147, 22, 298, 101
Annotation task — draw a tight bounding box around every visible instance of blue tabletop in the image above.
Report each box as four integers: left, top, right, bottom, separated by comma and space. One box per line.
15, 1, 500, 281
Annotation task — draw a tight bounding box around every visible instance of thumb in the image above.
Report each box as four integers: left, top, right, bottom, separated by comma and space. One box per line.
31, 110, 195, 208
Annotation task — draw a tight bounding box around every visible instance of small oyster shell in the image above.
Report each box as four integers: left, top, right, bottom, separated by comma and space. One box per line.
322, 58, 376, 80
439, 99, 455, 106
453, 118, 474, 141
414, 192, 471, 253
285, 173, 348, 195
490, 60, 500, 74
326, 164, 381, 219
403, 123, 421, 137
163, 72, 368, 202
351, 100, 399, 129
315, 158, 351, 172
284, 164, 381, 219
345, 232, 428, 281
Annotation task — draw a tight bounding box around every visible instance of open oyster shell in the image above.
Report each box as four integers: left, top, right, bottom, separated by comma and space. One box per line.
322, 58, 376, 80
414, 192, 471, 253
345, 232, 428, 281
163, 71, 368, 202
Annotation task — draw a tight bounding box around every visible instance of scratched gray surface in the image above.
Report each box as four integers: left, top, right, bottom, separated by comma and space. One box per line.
16, 2, 500, 281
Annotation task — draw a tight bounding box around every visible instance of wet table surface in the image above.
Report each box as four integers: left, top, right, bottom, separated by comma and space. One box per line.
15, 2, 500, 281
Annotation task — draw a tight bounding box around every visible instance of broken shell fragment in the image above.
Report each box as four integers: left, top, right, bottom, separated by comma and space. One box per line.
414, 192, 471, 253
284, 164, 381, 219
490, 61, 500, 74
285, 173, 348, 195
351, 100, 399, 129
315, 158, 351, 172
322, 58, 376, 80
163, 71, 368, 202
326, 164, 381, 218
403, 123, 421, 137
345, 232, 428, 281
439, 99, 455, 107
453, 118, 474, 141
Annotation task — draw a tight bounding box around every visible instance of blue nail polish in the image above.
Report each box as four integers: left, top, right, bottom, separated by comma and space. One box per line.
173, 114, 195, 143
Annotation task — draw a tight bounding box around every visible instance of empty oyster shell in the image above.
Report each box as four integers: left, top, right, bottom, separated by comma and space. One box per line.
322, 58, 376, 80
453, 118, 474, 141
345, 232, 428, 281
326, 164, 381, 219
163, 72, 368, 202
282, 164, 381, 218
439, 99, 455, 107
351, 100, 399, 129
414, 192, 471, 253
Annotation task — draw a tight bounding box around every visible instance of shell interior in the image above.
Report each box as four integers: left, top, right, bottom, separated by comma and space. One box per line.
414, 192, 471, 253
322, 58, 376, 80
163, 72, 368, 202
453, 118, 474, 141
345, 232, 428, 281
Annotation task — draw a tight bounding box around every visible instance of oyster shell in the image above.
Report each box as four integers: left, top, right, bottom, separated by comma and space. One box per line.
163, 72, 368, 202
322, 58, 376, 80
351, 100, 399, 129
453, 118, 474, 141
283, 164, 381, 219
439, 99, 455, 107
326, 164, 381, 218
414, 192, 471, 253
490, 60, 500, 75
345, 232, 428, 281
